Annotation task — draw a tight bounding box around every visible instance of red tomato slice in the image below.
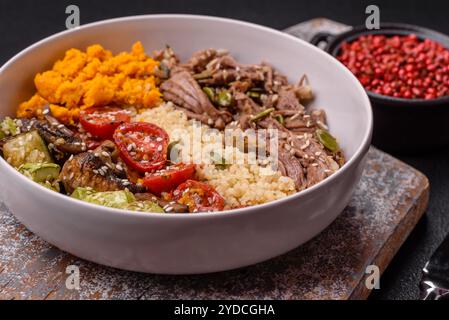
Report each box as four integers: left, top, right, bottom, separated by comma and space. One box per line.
170, 180, 225, 213
113, 122, 169, 173
143, 163, 196, 195
80, 106, 131, 139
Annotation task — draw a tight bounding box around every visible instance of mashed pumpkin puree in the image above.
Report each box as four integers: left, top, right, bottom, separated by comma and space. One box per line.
17, 42, 161, 124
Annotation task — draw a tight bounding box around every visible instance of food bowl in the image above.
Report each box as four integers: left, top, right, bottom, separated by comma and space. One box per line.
0, 15, 372, 274
311, 23, 449, 154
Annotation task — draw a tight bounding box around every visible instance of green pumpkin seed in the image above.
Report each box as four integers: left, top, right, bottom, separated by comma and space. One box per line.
251, 108, 275, 122
202, 87, 216, 102
217, 91, 232, 107
316, 129, 339, 152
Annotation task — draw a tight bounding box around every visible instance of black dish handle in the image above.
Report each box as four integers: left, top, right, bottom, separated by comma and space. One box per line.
309, 32, 335, 47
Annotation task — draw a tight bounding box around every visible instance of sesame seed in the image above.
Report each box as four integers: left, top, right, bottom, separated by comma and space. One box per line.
101, 151, 110, 157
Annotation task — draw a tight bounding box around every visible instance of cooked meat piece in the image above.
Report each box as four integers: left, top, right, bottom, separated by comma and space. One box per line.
276, 87, 304, 111
198, 67, 265, 86
261, 63, 274, 92
272, 72, 289, 93
277, 148, 306, 190
204, 54, 239, 73
257, 116, 287, 131
59, 141, 145, 194
230, 80, 254, 93
284, 117, 309, 130
233, 92, 262, 115
152, 46, 180, 78
183, 49, 228, 73
310, 109, 327, 129
288, 134, 338, 188
161, 71, 231, 129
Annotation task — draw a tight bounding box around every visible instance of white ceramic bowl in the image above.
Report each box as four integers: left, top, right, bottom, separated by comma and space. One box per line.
0, 15, 372, 274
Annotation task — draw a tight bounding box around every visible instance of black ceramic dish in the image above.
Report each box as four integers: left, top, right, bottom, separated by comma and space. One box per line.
311, 23, 449, 154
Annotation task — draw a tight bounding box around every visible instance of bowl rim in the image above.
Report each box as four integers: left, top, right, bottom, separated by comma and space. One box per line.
325, 22, 449, 107
0, 14, 373, 219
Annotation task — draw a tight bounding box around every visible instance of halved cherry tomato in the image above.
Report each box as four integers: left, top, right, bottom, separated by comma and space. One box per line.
113, 122, 169, 173
170, 180, 225, 212
80, 106, 131, 139
143, 163, 196, 195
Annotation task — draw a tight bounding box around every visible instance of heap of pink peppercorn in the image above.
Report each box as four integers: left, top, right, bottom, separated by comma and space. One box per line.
337, 34, 449, 100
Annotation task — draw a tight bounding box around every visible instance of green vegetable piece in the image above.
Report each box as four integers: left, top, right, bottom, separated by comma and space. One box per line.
19, 163, 60, 183
275, 114, 285, 125
193, 71, 212, 80
217, 91, 232, 107
39, 180, 61, 192
126, 201, 164, 213
0, 117, 20, 137
248, 91, 261, 99
202, 87, 216, 102
71, 187, 136, 209
3, 130, 52, 168
250, 108, 275, 122
0, 130, 5, 140
71, 187, 164, 213
316, 129, 340, 152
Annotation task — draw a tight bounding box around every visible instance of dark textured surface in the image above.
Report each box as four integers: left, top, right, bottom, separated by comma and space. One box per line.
0, 0, 448, 300
0, 148, 428, 300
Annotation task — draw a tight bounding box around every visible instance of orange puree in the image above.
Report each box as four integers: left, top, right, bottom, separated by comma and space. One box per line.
17, 42, 161, 124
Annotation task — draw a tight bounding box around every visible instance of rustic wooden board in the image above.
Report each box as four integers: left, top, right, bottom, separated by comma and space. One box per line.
0, 147, 429, 300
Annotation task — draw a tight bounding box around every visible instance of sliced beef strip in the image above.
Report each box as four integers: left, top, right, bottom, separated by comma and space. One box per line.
277, 148, 306, 190
59, 141, 145, 194
161, 71, 232, 129
288, 134, 339, 188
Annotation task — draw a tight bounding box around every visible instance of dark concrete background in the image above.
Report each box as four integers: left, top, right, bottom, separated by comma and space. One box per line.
1, 0, 449, 300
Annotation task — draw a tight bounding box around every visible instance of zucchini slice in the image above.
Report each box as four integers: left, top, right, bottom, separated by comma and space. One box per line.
3, 130, 52, 168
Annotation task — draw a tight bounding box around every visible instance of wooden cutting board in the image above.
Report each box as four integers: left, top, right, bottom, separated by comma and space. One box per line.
0, 19, 429, 300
